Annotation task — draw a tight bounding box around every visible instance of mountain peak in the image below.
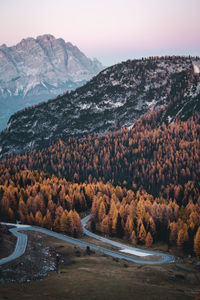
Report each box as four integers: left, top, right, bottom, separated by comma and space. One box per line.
0, 44, 7, 49
36, 34, 56, 42
0, 34, 104, 130
19, 37, 35, 45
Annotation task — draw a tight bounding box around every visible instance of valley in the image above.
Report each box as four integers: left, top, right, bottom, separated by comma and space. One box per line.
1, 0, 200, 298
0, 55, 200, 300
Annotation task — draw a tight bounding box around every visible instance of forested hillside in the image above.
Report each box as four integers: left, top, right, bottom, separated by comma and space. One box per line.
1, 109, 200, 256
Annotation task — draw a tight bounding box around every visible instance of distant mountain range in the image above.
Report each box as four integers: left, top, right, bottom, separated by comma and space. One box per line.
0, 55, 200, 157
0, 34, 104, 130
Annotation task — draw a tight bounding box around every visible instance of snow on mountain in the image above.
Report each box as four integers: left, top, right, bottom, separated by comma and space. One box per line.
0, 34, 104, 130
193, 61, 200, 74
0, 56, 199, 157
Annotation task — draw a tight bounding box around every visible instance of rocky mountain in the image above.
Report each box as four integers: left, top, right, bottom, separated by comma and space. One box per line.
0, 56, 200, 157
0, 34, 104, 130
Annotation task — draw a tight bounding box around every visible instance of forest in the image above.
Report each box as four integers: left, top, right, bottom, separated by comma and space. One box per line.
0, 108, 200, 257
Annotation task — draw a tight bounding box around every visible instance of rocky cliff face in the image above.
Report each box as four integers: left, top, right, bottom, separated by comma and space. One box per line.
0, 34, 104, 130
0, 56, 199, 157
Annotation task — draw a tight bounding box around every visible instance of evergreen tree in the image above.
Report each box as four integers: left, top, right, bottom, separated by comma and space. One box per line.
116, 213, 123, 238
194, 227, 200, 258
60, 211, 68, 233
90, 219, 96, 233
145, 232, 153, 247
138, 223, 146, 244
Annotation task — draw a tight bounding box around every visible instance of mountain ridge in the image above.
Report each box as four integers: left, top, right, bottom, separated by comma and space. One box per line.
0, 55, 200, 157
0, 34, 104, 130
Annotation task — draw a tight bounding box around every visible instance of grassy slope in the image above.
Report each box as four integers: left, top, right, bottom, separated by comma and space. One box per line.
0, 233, 200, 300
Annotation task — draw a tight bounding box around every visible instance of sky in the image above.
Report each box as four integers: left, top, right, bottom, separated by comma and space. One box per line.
0, 0, 200, 66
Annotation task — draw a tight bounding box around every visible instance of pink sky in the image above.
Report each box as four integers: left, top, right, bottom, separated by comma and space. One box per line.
0, 0, 199, 65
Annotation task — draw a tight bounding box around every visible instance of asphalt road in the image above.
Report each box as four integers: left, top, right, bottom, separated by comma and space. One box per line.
0, 227, 28, 266
0, 218, 174, 266
82, 215, 174, 264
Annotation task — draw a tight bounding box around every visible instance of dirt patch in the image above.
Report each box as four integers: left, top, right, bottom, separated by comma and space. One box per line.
0, 226, 17, 259
0, 231, 95, 284
0, 231, 56, 283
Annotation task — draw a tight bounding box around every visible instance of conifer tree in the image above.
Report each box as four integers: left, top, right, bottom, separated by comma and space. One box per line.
73, 210, 83, 237
98, 201, 106, 222
60, 211, 68, 233
130, 230, 137, 245
66, 210, 74, 235
194, 227, 200, 258
35, 210, 43, 226
145, 232, 153, 247
138, 223, 146, 244
116, 213, 123, 238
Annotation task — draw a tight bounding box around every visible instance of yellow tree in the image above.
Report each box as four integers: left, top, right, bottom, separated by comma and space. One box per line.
130, 230, 137, 245
60, 211, 68, 233
125, 216, 134, 239
43, 210, 53, 229
35, 210, 43, 227
101, 215, 110, 235
53, 216, 60, 231
98, 201, 106, 222
145, 232, 153, 247
138, 223, 146, 244
8, 208, 14, 222
91, 196, 99, 221
109, 199, 118, 234
73, 211, 83, 237
66, 210, 74, 236
194, 227, 200, 258
169, 222, 178, 244
177, 228, 188, 251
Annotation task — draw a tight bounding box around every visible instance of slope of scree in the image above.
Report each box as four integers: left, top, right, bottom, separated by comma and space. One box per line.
0, 56, 200, 157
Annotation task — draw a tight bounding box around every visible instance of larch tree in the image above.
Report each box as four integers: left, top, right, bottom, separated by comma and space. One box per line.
177, 228, 189, 251
98, 201, 106, 222
138, 223, 147, 244
116, 213, 123, 238
194, 227, 200, 258
145, 232, 153, 247
130, 230, 137, 245
43, 209, 53, 229
60, 211, 68, 233
35, 210, 43, 227
73, 210, 83, 237
53, 216, 60, 231
101, 215, 110, 235
169, 222, 178, 244
66, 210, 74, 235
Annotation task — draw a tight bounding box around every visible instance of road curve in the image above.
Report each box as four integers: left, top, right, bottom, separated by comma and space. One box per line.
82, 215, 174, 264
0, 219, 174, 266
0, 227, 28, 266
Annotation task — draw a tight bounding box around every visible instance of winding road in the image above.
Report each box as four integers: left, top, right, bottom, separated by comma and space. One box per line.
0, 217, 174, 266
82, 215, 174, 264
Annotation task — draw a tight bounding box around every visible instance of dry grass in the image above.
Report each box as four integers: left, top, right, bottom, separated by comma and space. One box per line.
0, 232, 200, 300
0, 226, 16, 259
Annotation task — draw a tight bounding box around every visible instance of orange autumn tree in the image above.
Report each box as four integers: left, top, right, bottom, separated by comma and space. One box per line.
194, 227, 200, 258
145, 232, 153, 247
